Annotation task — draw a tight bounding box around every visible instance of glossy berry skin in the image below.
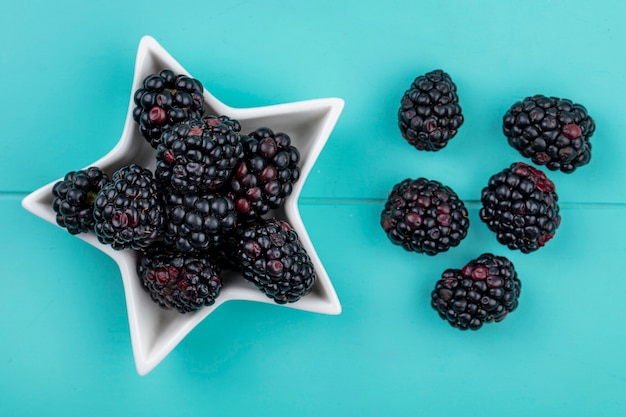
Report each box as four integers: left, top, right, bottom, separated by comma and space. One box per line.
52, 167, 109, 235
380, 178, 469, 255
239, 219, 316, 304
163, 191, 237, 253
431, 253, 521, 330
229, 127, 301, 221
156, 116, 244, 193
480, 162, 561, 253
398, 69, 464, 151
137, 245, 222, 313
132, 69, 205, 148
93, 164, 164, 250
503, 94, 595, 173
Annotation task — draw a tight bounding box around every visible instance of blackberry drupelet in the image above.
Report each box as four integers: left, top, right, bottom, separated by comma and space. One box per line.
52, 167, 109, 235
398, 69, 464, 151
431, 253, 521, 330
163, 191, 237, 253
480, 162, 561, 253
132, 69, 205, 148
155, 116, 244, 193
503, 94, 595, 173
93, 164, 164, 250
229, 127, 301, 220
137, 244, 222, 313
380, 178, 469, 255
239, 219, 316, 304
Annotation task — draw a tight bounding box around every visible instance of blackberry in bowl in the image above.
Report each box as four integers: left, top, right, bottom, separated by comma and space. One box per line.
398, 69, 464, 151
380, 178, 469, 255
93, 164, 164, 251
431, 253, 521, 330
155, 115, 244, 193
503, 94, 595, 173
229, 127, 301, 221
52, 167, 109, 235
137, 244, 223, 314
480, 162, 561, 253
238, 218, 316, 304
132, 69, 205, 148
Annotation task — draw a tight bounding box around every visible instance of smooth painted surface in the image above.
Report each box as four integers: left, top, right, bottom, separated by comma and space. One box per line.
2, 0, 625, 416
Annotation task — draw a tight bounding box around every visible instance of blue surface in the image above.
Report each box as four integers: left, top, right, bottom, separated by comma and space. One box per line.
2, 0, 626, 416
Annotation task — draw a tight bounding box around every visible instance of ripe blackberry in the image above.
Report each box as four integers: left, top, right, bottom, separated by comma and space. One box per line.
480, 162, 561, 253
137, 245, 222, 313
93, 164, 164, 250
503, 94, 595, 173
155, 116, 244, 193
163, 191, 237, 253
229, 127, 301, 220
380, 178, 469, 255
431, 253, 521, 330
52, 167, 109, 235
132, 69, 205, 148
398, 69, 464, 151
239, 219, 316, 304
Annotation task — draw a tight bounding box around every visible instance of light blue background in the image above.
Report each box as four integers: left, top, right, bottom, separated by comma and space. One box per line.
2, 1, 625, 416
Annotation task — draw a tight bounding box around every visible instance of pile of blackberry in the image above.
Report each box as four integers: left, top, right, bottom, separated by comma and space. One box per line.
385, 69, 595, 330
51, 69, 316, 313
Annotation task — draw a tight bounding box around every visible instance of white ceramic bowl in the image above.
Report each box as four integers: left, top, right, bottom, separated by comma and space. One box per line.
22, 35, 343, 375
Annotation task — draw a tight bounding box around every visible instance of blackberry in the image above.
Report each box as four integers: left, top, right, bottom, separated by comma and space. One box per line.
52, 167, 109, 235
480, 162, 561, 253
137, 245, 222, 313
398, 69, 464, 151
155, 116, 244, 193
229, 127, 301, 220
93, 164, 164, 250
380, 178, 469, 255
503, 94, 595, 173
132, 69, 205, 148
431, 253, 521, 330
239, 219, 316, 304
163, 191, 237, 253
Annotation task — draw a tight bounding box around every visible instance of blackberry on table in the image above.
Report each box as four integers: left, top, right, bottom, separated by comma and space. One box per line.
431, 253, 521, 330
155, 116, 244, 193
380, 178, 469, 255
229, 127, 301, 220
52, 167, 109, 235
503, 94, 595, 173
137, 244, 222, 313
480, 162, 561, 253
398, 69, 464, 151
163, 191, 237, 253
93, 164, 164, 250
132, 69, 205, 148
239, 219, 316, 304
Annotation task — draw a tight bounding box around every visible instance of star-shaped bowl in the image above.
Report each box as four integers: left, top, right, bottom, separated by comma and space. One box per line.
22, 35, 343, 375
